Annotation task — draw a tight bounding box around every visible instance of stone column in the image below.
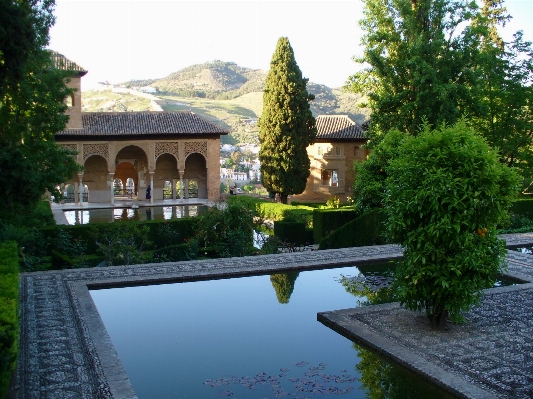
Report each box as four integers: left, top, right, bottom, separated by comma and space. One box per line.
150, 172, 155, 204
109, 173, 115, 205
74, 182, 79, 204
179, 171, 184, 201
172, 178, 177, 199
78, 172, 84, 204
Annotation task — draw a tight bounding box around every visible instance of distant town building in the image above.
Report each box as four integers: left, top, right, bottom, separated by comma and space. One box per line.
221, 144, 238, 152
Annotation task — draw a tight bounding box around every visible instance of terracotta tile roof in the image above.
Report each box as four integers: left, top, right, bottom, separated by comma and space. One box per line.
48, 51, 88, 77
56, 111, 229, 137
316, 115, 366, 141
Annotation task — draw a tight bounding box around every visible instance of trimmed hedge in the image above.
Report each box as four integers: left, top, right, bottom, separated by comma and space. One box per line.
289, 202, 325, 208
313, 208, 361, 243
511, 198, 533, 218
228, 196, 314, 225
40, 218, 196, 254
274, 221, 313, 246
0, 242, 19, 398
319, 209, 386, 249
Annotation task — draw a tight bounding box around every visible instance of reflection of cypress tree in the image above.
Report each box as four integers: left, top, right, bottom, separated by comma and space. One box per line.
270, 272, 299, 304
354, 343, 455, 399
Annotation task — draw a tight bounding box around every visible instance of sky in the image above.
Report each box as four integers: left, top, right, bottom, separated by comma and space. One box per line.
48, 0, 533, 91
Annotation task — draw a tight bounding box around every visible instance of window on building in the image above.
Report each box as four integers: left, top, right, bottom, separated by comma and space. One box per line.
335, 146, 341, 156
318, 146, 322, 156
321, 170, 338, 186
354, 146, 363, 157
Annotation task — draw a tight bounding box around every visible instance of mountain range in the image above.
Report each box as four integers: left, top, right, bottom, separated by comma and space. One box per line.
83, 61, 369, 145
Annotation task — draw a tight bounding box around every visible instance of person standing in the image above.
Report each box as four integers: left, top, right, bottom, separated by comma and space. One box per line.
146, 185, 151, 201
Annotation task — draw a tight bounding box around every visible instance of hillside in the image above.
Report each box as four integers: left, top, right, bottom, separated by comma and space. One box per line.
82, 89, 157, 112
85, 61, 370, 145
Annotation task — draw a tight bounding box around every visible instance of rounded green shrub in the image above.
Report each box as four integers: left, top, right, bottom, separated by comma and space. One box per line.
385, 121, 520, 329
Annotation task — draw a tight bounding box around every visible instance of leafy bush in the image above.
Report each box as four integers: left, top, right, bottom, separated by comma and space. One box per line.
326, 196, 341, 209
498, 211, 533, 233
385, 122, 520, 329
319, 209, 386, 249
352, 130, 406, 213
0, 242, 19, 398
195, 204, 256, 258
153, 240, 199, 262
90, 223, 152, 266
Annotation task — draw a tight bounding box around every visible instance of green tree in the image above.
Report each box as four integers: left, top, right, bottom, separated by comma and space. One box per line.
224, 157, 235, 169
259, 37, 317, 204
230, 150, 243, 165
352, 130, 405, 212
469, 1, 533, 181
0, 0, 80, 226
346, 0, 479, 139
385, 121, 520, 329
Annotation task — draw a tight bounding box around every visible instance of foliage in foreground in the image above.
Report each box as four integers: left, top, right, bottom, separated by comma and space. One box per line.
90, 223, 152, 266
195, 203, 256, 258
0, 0, 81, 226
352, 130, 406, 213
385, 121, 520, 329
0, 242, 19, 398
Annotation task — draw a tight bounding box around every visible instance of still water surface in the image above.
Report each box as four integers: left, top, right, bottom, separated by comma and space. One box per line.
90, 265, 456, 399
64, 205, 205, 225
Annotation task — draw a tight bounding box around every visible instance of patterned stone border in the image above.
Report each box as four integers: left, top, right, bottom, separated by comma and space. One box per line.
11, 234, 533, 398
13, 245, 403, 398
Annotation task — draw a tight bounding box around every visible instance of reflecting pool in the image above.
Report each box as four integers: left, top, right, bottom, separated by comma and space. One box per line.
64, 205, 206, 225
90, 265, 457, 399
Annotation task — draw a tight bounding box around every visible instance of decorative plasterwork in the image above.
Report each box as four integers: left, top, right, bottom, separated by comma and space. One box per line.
185, 141, 207, 159
155, 142, 179, 162
59, 144, 78, 152
83, 143, 109, 163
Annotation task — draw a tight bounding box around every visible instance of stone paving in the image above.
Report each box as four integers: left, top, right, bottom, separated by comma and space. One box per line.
10, 233, 533, 398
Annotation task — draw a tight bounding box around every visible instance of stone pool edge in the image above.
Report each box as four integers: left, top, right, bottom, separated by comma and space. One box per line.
317, 245, 533, 399
12, 233, 533, 399
13, 244, 404, 398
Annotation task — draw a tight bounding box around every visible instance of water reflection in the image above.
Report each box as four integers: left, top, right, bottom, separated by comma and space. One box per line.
353, 343, 457, 399
340, 261, 398, 306
64, 205, 205, 224
90, 266, 457, 399
270, 272, 300, 304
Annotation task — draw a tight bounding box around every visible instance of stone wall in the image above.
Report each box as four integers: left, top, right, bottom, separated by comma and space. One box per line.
291, 141, 367, 203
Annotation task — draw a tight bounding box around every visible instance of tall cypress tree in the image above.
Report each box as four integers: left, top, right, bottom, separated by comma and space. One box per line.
259, 37, 317, 204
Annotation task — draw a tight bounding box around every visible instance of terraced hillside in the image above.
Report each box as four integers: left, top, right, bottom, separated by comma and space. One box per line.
82, 61, 369, 145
